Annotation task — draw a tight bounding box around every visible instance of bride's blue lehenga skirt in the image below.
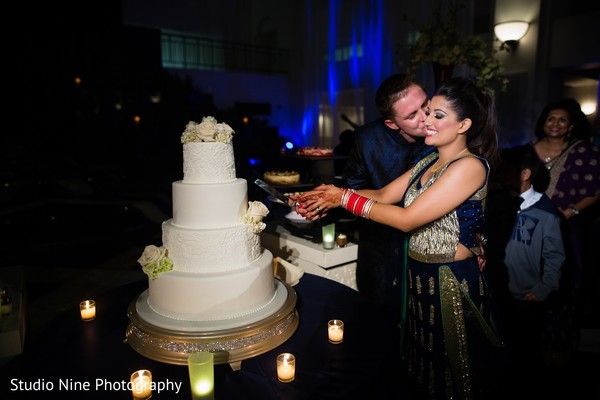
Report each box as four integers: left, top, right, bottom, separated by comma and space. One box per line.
406, 257, 505, 400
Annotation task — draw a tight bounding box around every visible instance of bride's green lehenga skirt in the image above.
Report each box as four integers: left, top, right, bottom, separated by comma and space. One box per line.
406, 258, 505, 400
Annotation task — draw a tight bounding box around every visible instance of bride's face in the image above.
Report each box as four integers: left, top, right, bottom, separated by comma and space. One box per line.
424, 95, 469, 147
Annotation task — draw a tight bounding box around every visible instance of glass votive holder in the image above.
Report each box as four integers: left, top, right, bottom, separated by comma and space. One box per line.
79, 300, 96, 321
1, 286, 13, 316
188, 351, 214, 400
336, 233, 348, 247
130, 369, 152, 399
328, 319, 344, 344
276, 353, 296, 383
322, 223, 335, 250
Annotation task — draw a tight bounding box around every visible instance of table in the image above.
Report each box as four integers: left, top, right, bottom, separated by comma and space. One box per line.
262, 222, 358, 290
2, 274, 408, 399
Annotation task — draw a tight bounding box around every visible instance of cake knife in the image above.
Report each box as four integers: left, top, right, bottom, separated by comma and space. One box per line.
254, 179, 300, 207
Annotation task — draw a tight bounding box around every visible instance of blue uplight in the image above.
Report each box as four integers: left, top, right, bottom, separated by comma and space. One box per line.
297, 0, 392, 146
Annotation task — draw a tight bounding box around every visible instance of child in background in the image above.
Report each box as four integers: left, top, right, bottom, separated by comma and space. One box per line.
503, 152, 565, 392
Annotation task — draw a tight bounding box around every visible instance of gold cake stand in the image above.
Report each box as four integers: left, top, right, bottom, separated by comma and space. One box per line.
125, 279, 299, 370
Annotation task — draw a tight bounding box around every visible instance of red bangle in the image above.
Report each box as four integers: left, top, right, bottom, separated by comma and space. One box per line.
341, 190, 375, 219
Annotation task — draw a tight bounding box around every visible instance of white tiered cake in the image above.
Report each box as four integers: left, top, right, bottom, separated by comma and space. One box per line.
126, 117, 298, 366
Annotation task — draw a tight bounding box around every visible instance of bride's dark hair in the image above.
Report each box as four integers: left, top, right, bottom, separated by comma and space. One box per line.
435, 77, 500, 168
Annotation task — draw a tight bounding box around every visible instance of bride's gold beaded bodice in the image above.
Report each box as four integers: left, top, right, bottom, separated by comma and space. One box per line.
404, 152, 487, 263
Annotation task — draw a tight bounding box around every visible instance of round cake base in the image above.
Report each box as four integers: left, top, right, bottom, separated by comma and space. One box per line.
125, 279, 299, 369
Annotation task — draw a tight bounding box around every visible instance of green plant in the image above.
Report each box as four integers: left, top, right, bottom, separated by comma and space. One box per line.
405, 2, 509, 92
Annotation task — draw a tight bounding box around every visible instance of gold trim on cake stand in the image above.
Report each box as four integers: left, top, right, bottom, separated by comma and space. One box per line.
125, 279, 299, 370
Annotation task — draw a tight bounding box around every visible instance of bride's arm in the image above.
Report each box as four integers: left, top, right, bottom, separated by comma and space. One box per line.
368, 157, 485, 232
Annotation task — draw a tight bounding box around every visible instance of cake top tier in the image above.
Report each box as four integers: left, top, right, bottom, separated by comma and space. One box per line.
181, 116, 235, 144
181, 116, 237, 183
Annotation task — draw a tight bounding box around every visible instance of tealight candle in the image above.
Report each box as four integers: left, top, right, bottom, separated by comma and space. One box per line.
328, 319, 344, 344
336, 233, 348, 247
79, 300, 96, 321
131, 369, 152, 399
276, 353, 295, 383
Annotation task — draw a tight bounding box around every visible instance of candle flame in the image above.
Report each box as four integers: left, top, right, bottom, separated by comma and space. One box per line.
193, 379, 213, 395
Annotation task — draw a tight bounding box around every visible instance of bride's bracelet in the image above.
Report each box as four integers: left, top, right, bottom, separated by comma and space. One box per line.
340, 189, 375, 219
340, 188, 355, 207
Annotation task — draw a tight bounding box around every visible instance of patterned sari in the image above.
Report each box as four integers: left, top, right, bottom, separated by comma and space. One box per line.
540, 139, 600, 288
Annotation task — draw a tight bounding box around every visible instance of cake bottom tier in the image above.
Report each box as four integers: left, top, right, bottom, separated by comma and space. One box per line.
147, 250, 275, 322
126, 279, 299, 367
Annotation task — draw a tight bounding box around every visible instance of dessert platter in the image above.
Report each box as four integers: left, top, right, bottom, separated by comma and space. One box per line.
296, 146, 334, 157
263, 170, 300, 186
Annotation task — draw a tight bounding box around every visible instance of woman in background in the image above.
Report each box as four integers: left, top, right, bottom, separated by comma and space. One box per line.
530, 99, 599, 289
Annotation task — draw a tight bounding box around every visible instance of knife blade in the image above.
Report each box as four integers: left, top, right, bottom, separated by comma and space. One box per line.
254, 179, 299, 207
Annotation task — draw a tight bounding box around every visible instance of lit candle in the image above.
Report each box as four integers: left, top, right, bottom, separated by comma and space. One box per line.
79, 300, 96, 321
131, 370, 152, 399
191, 378, 214, 399
276, 353, 295, 382
188, 351, 214, 400
322, 223, 336, 250
336, 233, 348, 247
328, 319, 344, 344
0, 287, 11, 316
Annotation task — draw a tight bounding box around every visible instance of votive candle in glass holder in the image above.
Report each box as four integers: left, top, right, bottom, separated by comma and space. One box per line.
276, 353, 295, 383
328, 319, 344, 344
188, 351, 214, 400
322, 223, 335, 250
130, 369, 152, 399
79, 300, 96, 321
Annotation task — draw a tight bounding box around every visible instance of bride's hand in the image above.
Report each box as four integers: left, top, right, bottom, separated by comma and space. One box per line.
295, 185, 344, 220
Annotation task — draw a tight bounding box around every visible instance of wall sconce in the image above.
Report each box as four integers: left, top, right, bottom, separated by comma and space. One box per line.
494, 21, 529, 51
581, 102, 597, 116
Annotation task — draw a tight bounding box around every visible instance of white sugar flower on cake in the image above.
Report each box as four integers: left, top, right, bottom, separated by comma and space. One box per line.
181, 116, 235, 144
242, 201, 270, 234
137, 245, 174, 279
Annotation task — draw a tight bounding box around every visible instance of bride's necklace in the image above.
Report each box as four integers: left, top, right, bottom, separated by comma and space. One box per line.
430, 148, 470, 173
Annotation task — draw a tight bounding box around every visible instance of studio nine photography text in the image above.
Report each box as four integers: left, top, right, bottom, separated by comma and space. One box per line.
9, 378, 182, 394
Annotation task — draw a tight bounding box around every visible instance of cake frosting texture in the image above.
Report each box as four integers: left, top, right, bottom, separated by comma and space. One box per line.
148, 251, 275, 321
137, 116, 275, 322
183, 142, 236, 183
162, 220, 263, 273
